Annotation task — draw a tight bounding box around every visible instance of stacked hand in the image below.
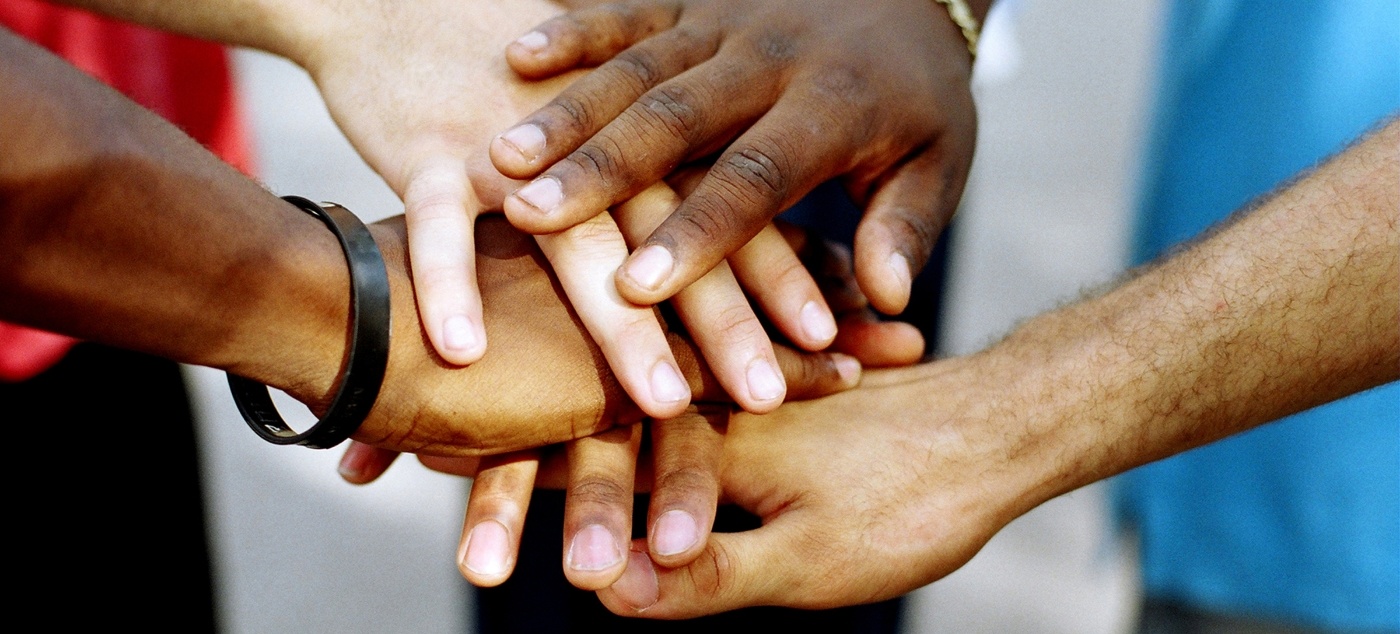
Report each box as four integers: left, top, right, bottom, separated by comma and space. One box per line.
493, 0, 981, 314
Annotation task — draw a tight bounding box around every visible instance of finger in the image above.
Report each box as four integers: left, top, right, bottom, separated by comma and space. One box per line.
729, 225, 837, 351
500, 42, 781, 234
781, 223, 869, 315
505, 1, 685, 79
403, 155, 488, 364
615, 185, 785, 412
537, 212, 691, 419
417, 454, 484, 478
831, 311, 925, 367
458, 451, 539, 586
669, 330, 860, 403
563, 424, 643, 590
337, 442, 400, 484
646, 407, 724, 567
599, 518, 815, 618
615, 90, 866, 305
495, 22, 723, 183
853, 145, 965, 315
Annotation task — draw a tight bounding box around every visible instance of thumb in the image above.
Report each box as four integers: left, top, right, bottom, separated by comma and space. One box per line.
597, 517, 816, 619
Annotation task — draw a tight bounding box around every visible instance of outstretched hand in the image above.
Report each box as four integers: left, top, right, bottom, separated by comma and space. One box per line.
493, 0, 981, 314
413, 226, 925, 590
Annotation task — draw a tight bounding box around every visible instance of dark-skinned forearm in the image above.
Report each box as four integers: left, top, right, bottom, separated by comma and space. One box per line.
0, 29, 346, 403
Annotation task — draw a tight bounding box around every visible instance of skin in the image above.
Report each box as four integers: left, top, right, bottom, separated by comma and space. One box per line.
0, 28, 858, 458
432, 115, 1399, 615
361, 227, 925, 588
51, 0, 839, 418
494, 0, 993, 313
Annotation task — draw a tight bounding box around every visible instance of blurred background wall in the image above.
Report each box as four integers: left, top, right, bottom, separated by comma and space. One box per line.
190, 0, 1164, 630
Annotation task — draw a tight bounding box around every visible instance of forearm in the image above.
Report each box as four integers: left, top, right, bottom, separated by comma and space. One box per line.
0, 30, 346, 401
986, 116, 1398, 510
46, 0, 558, 70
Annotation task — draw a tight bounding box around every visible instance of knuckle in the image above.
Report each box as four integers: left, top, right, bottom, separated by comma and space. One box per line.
719, 142, 792, 200
569, 474, 632, 508
808, 65, 872, 108
610, 48, 666, 89
653, 463, 719, 501
706, 301, 763, 342
883, 208, 941, 263
670, 198, 738, 245
769, 256, 814, 291
749, 29, 798, 65
561, 213, 625, 249
634, 84, 702, 141
545, 92, 601, 137
564, 140, 626, 186
687, 538, 738, 603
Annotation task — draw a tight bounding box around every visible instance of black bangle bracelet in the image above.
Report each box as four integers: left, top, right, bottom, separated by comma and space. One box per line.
226, 196, 392, 449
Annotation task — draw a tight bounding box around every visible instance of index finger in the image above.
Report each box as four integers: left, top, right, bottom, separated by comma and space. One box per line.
614, 88, 871, 306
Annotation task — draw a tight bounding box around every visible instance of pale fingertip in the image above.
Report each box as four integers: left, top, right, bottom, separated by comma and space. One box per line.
652, 510, 700, 557
622, 245, 675, 293
513, 176, 564, 216
462, 519, 511, 578
650, 361, 691, 405
442, 315, 481, 353
611, 550, 660, 611
745, 359, 785, 403
833, 353, 862, 387
799, 300, 838, 345
497, 124, 546, 164
513, 30, 549, 53
568, 524, 624, 572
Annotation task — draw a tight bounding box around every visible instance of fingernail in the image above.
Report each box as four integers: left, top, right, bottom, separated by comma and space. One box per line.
888, 252, 912, 291
513, 176, 563, 215
463, 520, 511, 576
746, 359, 785, 402
799, 300, 837, 344
653, 510, 699, 556
337, 446, 368, 481
612, 550, 660, 611
833, 353, 862, 386
497, 124, 546, 163
442, 315, 479, 353
624, 245, 674, 292
650, 361, 690, 404
568, 524, 623, 572
514, 30, 549, 53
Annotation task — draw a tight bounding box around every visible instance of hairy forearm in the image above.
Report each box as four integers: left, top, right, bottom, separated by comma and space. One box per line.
0, 30, 346, 400
983, 116, 1399, 508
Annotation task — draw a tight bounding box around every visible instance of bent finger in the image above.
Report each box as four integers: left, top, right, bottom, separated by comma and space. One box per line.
615, 185, 785, 412
729, 224, 836, 351
459, 451, 540, 586
599, 518, 813, 618
646, 407, 724, 567
853, 144, 966, 315
563, 424, 643, 590
403, 156, 488, 364
500, 45, 774, 234
505, 1, 686, 79
337, 441, 400, 484
615, 92, 865, 305
538, 212, 691, 419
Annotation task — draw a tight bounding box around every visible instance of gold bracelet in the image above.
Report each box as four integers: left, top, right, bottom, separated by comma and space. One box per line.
932, 0, 980, 60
